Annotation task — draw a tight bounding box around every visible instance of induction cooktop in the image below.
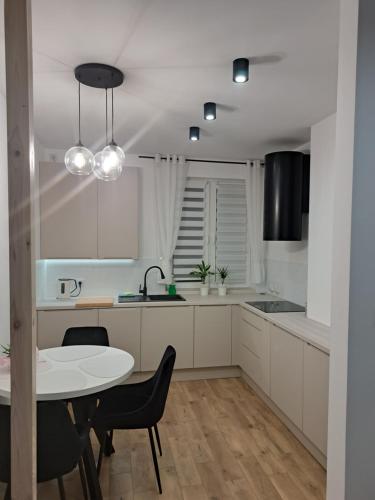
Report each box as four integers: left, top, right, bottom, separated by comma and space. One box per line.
246, 300, 305, 313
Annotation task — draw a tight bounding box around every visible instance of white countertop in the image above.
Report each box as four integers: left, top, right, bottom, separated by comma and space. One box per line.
37, 292, 330, 352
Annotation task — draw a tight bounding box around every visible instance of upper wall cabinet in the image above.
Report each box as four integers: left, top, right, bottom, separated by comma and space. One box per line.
39, 162, 98, 258
98, 168, 139, 259
39, 162, 139, 259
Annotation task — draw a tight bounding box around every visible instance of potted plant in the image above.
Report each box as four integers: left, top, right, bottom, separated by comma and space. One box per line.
216, 266, 229, 296
190, 261, 214, 296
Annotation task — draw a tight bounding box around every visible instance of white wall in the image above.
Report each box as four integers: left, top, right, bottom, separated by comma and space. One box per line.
0, 5, 10, 344
307, 113, 337, 326
326, 0, 358, 498
264, 220, 308, 306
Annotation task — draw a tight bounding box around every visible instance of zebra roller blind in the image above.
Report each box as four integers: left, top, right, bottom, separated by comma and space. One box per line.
173, 179, 207, 282
215, 180, 247, 285
173, 178, 248, 285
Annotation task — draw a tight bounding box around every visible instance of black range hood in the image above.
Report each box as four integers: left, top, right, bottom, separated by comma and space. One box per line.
263, 151, 308, 241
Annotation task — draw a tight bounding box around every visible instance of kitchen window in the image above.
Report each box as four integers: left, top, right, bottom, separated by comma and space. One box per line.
173, 177, 248, 286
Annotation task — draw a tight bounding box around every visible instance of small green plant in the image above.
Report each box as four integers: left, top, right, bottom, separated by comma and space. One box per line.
190, 261, 214, 284
216, 266, 229, 285
1, 344, 10, 357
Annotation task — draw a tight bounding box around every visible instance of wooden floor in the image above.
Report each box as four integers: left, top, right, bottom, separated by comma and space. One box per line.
14, 378, 327, 499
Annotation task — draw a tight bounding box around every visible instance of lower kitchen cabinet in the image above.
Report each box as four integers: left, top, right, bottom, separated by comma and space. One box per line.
231, 305, 241, 366
37, 309, 98, 348
239, 308, 270, 394
141, 306, 194, 371
303, 342, 329, 454
98, 308, 141, 371
270, 324, 304, 428
194, 305, 232, 367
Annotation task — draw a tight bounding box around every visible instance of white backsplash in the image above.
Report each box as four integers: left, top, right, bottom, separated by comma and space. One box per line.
265, 259, 308, 306
36, 259, 166, 301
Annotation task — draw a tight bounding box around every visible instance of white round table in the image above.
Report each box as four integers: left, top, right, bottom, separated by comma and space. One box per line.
0, 345, 134, 403
0, 345, 134, 500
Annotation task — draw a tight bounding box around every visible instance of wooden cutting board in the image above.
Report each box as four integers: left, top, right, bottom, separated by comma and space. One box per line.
75, 297, 114, 308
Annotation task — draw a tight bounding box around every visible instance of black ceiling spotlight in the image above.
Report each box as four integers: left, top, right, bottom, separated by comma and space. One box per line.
233, 58, 249, 83
204, 102, 216, 121
189, 126, 200, 141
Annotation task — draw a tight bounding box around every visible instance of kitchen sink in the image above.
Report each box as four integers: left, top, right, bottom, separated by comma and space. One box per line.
147, 294, 185, 301
118, 294, 185, 303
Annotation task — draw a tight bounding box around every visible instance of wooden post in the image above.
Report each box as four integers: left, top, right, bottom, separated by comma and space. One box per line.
4, 0, 37, 498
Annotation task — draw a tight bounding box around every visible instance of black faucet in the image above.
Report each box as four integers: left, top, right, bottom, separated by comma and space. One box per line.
139, 266, 165, 298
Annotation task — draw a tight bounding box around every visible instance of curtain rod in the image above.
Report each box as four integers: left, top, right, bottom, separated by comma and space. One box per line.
138, 155, 264, 166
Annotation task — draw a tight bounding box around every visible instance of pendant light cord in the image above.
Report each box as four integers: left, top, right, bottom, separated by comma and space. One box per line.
105, 88, 108, 146
78, 82, 81, 145
111, 88, 114, 143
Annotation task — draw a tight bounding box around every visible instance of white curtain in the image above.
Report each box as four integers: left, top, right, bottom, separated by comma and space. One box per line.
154, 154, 188, 282
245, 159, 265, 286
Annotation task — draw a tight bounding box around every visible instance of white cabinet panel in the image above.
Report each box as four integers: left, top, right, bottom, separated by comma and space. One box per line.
141, 307, 194, 371
194, 306, 231, 367
98, 308, 141, 371
303, 343, 329, 454
37, 309, 98, 349
270, 324, 304, 428
98, 168, 139, 258
39, 162, 98, 258
231, 305, 241, 366
239, 308, 270, 394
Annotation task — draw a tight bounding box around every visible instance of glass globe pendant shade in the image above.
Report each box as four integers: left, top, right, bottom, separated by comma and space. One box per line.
64, 143, 94, 175
93, 143, 124, 181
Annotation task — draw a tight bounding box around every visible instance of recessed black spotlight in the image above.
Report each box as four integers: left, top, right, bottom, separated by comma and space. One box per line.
233, 58, 249, 83
204, 102, 216, 121
189, 126, 200, 141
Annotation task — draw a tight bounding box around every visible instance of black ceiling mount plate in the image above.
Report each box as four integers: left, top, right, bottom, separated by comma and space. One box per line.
74, 63, 124, 89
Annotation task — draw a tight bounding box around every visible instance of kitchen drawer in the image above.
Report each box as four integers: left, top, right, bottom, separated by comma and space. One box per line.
241, 308, 266, 332
240, 344, 263, 389
240, 316, 264, 358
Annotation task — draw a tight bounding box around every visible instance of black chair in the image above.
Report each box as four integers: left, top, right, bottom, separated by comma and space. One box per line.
62, 326, 109, 347
0, 401, 89, 500
94, 345, 176, 494
62, 325, 114, 455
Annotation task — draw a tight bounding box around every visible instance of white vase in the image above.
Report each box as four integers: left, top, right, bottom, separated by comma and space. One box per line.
200, 284, 209, 296
218, 284, 227, 296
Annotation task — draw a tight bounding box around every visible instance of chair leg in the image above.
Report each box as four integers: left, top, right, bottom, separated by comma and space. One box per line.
78, 457, 89, 500
4, 484, 10, 500
57, 477, 66, 500
104, 429, 115, 457
96, 432, 106, 477
148, 427, 162, 494
154, 424, 162, 456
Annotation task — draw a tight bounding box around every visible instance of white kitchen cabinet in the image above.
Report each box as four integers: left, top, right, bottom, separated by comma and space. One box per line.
141, 307, 194, 371
39, 162, 139, 259
270, 324, 304, 428
37, 309, 98, 348
231, 305, 241, 366
39, 162, 98, 259
303, 342, 329, 454
194, 306, 231, 367
239, 308, 270, 394
98, 168, 139, 259
98, 308, 141, 371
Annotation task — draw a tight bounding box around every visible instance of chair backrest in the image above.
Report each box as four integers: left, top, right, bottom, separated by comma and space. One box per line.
0, 401, 83, 484
62, 326, 109, 347
146, 345, 176, 424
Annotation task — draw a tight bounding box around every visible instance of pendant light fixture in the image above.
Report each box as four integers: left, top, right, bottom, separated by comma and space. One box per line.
64, 82, 94, 175
233, 58, 249, 83
204, 102, 216, 121
189, 126, 200, 141
93, 88, 124, 181
65, 63, 125, 180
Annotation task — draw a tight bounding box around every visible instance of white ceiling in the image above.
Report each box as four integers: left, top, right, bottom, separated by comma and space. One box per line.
31, 0, 339, 160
